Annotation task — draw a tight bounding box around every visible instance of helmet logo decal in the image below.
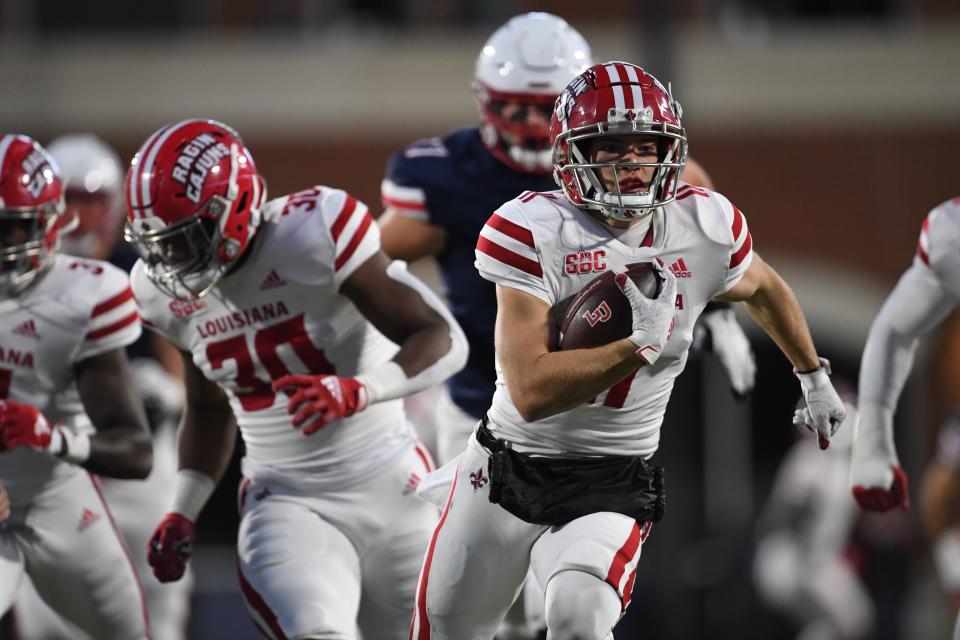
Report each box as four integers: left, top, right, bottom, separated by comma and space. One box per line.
556, 73, 590, 124
170, 133, 230, 204
21, 150, 53, 199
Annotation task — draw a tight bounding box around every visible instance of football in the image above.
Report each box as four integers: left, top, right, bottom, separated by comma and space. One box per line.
555, 262, 663, 351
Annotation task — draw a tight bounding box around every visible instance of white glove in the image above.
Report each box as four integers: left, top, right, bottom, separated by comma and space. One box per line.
698, 306, 756, 398
849, 403, 909, 511
792, 358, 847, 450
617, 263, 677, 365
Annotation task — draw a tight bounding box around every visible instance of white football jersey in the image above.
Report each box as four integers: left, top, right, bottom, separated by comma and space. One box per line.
132, 186, 414, 488
0, 255, 140, 502
475, 186, 753, 457
859, 196, 960, 408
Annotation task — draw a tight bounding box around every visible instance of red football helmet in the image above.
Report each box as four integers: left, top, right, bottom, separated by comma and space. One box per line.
0, 134, 66, 297
550, 62, 687, 223
123, 119, 266, 300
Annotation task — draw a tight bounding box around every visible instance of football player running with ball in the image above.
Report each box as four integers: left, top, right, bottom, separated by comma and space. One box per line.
0, 134, 153, 639
380, 12, 754, 469
409, 63, 846, 640
125, 119, 467, 640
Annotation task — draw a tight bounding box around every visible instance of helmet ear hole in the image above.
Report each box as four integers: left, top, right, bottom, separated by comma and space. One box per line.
236, 191, 249, 213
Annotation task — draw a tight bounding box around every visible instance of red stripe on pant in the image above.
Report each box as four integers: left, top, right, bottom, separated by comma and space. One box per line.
237, 562, 289, 640
410, 464, 460, 640
88, 474, 153, 639
414, 441, 436, 473
605, 521, 643, 612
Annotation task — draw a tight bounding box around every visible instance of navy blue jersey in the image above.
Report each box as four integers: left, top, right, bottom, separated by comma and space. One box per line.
382, 127, 555, 418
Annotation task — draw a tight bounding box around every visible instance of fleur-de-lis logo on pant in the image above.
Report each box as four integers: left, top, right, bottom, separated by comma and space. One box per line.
470, 467, 488, 491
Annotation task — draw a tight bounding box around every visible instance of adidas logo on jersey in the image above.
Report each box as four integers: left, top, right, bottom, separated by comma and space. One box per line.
77, 508, 100, 532
12, 319, 39, 339
259, 270, 287, 290
669, 258, 692, 278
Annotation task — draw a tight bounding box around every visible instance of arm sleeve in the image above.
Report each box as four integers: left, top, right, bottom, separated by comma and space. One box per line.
859, 261, 956, 409
474, 202, 550, 304
75, 264, 142, 361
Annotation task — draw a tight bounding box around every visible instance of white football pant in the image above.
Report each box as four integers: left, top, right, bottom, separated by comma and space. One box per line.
13, 424, 191, 640
0, 472, 149, 639
411, 437, 649, 640
237, 442, 437, 640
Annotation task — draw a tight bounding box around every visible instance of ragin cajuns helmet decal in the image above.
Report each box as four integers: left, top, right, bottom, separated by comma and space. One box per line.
124, 119, 265, 300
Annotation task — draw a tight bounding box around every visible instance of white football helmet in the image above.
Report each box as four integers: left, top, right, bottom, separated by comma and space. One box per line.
47, 134, 124, 258
474, 12, 592, 173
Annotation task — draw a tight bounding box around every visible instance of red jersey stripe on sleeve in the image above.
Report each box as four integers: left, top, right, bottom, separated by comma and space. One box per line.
85, 311, 139, 341
330, 194, 359, 242
917, 215, 932, 265
487, 213, 535, 248
91, 287, 134, 318
729, 232, 753, 269
381, 194, 427, 211
917, 241, 930, 265
476, 236, 543, 278
334, 212, 373, 272
731, 206, 745, 241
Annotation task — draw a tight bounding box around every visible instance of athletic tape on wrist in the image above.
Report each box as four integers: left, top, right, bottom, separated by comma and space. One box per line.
58, 428, 91, 464
170, 469, 217, 522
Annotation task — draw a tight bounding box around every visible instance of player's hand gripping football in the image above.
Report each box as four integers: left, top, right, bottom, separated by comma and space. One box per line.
147, 513, 196, 583
0, 400, 61, 456
792, 358, 847, 450
849, 403, 909, 512
616, 262, 677, 365
272, 374, 369, 435
697, 304, 756, 399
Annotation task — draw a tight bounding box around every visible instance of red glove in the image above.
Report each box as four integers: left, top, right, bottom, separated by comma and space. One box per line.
852, 465, 910, 512
0, 400, 57, 454
272, 374, 369, 435
147, 513, 196, 583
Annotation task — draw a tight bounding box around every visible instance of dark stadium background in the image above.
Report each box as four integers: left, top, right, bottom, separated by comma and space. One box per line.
2, 1, 959, 638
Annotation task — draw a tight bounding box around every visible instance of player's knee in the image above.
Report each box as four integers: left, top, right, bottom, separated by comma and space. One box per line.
544, 570, 619, 640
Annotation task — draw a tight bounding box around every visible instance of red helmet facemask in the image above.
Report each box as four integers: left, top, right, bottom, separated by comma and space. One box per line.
475, 84, 558, 173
